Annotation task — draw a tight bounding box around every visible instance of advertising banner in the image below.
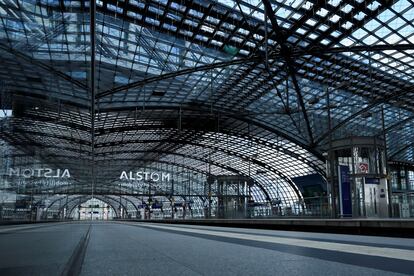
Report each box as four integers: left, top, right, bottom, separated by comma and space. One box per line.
338, 165, 352, 217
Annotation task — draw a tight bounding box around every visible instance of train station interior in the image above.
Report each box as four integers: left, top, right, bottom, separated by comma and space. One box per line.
1, 0, 414, 275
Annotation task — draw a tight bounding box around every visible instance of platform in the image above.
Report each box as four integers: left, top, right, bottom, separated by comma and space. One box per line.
117, 218, 414, 237
1, 221, 414, 275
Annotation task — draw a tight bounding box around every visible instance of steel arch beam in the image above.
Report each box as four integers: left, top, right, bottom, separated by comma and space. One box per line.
98, 104, 324, 160
96, 149, 301, 200
58, 195, 118, 218
56, 193, 140, 215
302, 44, 414, 56
4, 126, 318, 174
96, 151, 271, 197
44, 154, 273, 202
96, 52, 284, 99
382, 115, 414, 135
0, 43, 88, 91
46, 194, 78, 210
65, 195, 126, 218
262, 0, 314, 145
389, 143, 414, 160
96, 140, 311, 189
315, 86, 414, 146
94, 122, 323, 173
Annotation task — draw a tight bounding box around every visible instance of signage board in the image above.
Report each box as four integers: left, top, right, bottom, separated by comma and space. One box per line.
119, 171, 170, 182
338, 165, 352, 217
358, 163, 369, 174
8, 168, 70, 178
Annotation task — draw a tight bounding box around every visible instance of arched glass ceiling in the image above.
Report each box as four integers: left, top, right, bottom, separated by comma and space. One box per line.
1, 0, 414, 212
0, 117, 317, 204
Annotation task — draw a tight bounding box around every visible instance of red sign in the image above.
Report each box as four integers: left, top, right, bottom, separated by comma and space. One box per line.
358, 163, 369, 173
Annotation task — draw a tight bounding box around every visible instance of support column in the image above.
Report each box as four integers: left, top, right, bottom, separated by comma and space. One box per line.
327, 86, 336, 217
89, 0, 96, 220
382, 106, 393, 217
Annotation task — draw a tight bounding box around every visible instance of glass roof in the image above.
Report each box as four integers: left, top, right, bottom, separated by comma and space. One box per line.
1, 0, 414, 209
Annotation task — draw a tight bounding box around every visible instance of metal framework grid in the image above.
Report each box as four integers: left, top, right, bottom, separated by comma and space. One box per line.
0, 0, 414, 214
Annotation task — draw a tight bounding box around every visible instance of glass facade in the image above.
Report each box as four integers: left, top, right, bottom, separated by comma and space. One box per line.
389, 163, 414, 218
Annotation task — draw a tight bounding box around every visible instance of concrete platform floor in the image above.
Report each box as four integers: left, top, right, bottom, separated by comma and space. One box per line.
0, 221, 414, 275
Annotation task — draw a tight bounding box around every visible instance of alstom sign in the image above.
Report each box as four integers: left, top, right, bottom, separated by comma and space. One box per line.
9, 168, 71, 178
119, 171, 170, 182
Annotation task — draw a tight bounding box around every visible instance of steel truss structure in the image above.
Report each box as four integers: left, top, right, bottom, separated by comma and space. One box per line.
0, 0, 414, 217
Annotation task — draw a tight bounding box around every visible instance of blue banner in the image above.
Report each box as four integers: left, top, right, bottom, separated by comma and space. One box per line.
339, 165, 352, 217
365, 178, 380, 185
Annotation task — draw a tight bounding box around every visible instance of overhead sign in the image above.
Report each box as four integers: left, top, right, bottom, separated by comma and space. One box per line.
119, 171, 170, 182
8, 168, 71, 178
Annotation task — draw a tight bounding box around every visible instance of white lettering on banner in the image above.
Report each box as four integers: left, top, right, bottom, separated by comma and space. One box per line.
55, 169, 62, 178
61, 169, 71, 178
22, 169, 32, 178
8, 168, 71, 178
119, 171, 171, 182
151, 172, 159, 181
44, 168, 53, 177
143, 172, 150, 180
36, 169, 43, 177
162, 173, 170, 182
120, 171, 128, 180
9, 168, 19, 176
